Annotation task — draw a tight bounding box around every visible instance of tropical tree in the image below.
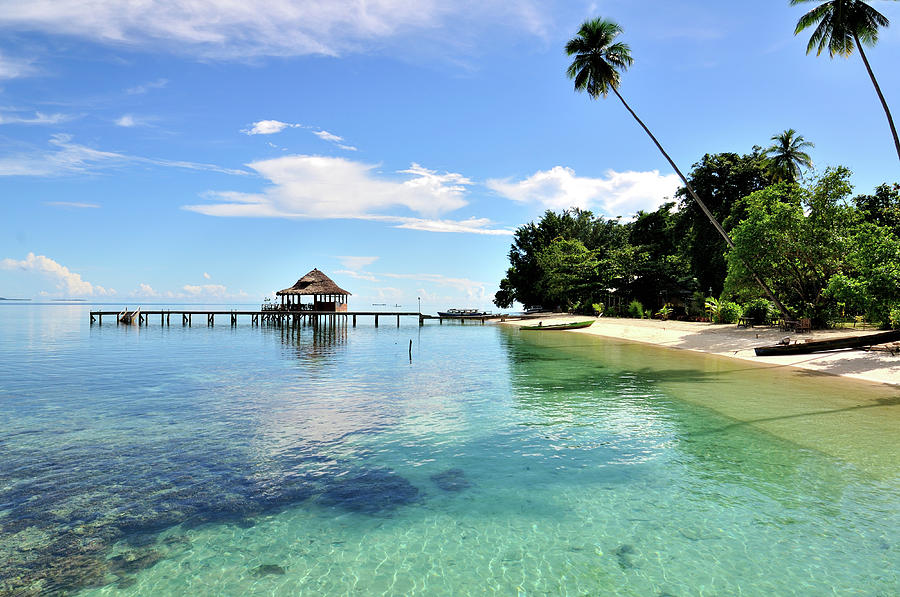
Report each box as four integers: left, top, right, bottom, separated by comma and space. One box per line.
792, 0, 900, 162
765, 129, 815, 182
565, 17, 791, 319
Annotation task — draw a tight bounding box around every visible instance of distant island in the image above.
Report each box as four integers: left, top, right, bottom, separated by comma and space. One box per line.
0, 297, 32, 301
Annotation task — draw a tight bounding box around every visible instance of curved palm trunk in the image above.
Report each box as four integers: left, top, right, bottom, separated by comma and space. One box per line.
610, 86, 792, 320
853, 32, 900, 163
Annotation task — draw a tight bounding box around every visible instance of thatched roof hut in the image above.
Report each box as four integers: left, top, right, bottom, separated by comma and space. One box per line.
275, 268, 350, 311
277, 268, 351, 297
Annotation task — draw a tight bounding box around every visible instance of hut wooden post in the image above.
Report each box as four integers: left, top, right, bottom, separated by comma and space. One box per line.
375, 314, 379, 327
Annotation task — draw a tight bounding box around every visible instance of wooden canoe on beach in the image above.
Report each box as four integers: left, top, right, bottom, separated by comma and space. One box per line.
754, 329, 900, 356
521, 320, 595, 331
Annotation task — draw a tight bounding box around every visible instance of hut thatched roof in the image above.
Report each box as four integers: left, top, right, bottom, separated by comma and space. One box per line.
276, 268, 351, 296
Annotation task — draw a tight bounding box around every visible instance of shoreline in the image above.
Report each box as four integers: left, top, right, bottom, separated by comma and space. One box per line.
502, 314, 900, 387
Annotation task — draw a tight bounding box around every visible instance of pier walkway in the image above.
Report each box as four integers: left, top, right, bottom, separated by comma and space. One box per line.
89, 310, 509, 327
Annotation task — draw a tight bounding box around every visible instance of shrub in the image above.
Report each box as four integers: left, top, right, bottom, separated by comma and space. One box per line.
592, 302, 604, 316
627, 299, 644, 319
656, 304, 673, 320
742, 298, 771, 325
890, 305, 900, 330
716, 301, 743, 324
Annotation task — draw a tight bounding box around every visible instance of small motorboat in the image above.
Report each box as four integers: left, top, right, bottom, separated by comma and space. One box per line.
521, 320, 594, 331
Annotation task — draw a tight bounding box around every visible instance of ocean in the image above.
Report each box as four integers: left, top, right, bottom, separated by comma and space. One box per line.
0, 304, 897, 595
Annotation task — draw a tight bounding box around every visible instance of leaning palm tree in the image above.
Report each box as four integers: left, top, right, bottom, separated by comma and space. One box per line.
792, 0, 900, 162
765, 129, 815, 182
565, 17, 791, 319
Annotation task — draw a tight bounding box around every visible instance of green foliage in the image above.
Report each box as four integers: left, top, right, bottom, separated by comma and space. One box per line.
854, 183, 900, 234
656, 304, 673, 320
716, 301, 743, 324
704, 296, 720, 320
890, 305, 900, 330
592, 302, 605, 316
627, 300, 644, 319
725, 168, 855, 325
676, 150, 772, 296
742, 298, 772, 325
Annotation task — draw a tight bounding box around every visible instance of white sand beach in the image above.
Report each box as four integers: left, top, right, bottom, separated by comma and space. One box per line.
503, 315, 900, 387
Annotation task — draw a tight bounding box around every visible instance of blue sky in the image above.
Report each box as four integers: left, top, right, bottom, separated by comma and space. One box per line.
1, 0, 898, 310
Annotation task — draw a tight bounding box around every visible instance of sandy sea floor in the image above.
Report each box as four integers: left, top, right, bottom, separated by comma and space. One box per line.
503, 315, 900, 387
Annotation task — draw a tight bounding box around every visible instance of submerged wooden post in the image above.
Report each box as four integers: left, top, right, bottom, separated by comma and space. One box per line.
375, 314, 379, 328
397, 314, 400, 327
353, 314, 357, 327
189, 314, 192, 327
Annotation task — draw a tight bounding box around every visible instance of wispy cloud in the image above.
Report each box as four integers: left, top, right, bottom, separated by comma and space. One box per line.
0, 111, 71, 125
487, 166, 681, 217
243, 120, 301, 135
184, 155, 510, 234
0, 1, 552, 59
313, 129, 357, 151
126, 78, 168, 95
0, 133, 249, 177
338, 256, 379, 271
0, 51, 36, 79
0, 252, 115, 296
45, 201, 100, 208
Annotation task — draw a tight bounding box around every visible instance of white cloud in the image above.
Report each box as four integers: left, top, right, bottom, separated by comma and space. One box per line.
45, 201, 100, 208
244, 120, 301, 135
0, 1, 551, 59
135, 283, 159, 297
0, 133, 249, 177
115, 114, 137, 127
203, 272, 211, 279
183, 283, 228, 297
126, 78, 168, 95
0, 111, 70, 125
0, 252, 114, 296
0, 51, 36, 79
185, 156, 512, 234
187, 156, 470, 218
487, 166, 681, 217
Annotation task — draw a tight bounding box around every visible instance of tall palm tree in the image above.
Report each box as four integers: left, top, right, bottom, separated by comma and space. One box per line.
765, 129, 815, 182
792, 0, 900, 162
565, 17, 791, 318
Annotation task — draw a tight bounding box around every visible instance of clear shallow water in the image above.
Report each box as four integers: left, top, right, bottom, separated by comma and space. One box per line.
0, 306, 897, 596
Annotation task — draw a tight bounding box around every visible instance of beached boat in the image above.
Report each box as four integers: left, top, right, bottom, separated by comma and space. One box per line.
521, 320, 594, 331
438, 308, 490, 317
754, 329, 900, 356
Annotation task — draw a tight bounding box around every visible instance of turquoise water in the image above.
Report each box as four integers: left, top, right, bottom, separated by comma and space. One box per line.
0, 305, 897, 596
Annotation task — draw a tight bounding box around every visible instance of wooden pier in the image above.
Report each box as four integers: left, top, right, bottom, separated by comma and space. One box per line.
89, 309, 510, 328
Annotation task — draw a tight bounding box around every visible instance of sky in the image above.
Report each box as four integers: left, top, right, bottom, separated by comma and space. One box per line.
1, 0, 899, 310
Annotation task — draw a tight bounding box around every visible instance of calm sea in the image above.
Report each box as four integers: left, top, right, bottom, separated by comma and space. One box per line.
0, 304, 897, 596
